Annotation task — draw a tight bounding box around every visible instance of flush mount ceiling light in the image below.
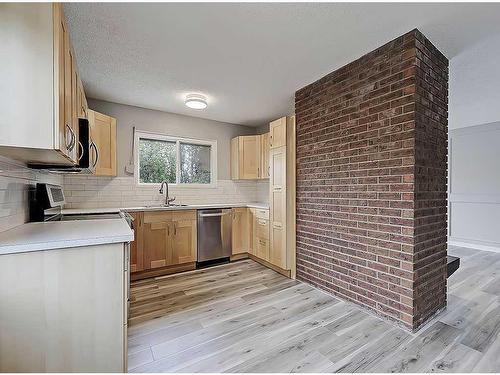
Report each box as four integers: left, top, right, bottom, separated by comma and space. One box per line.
185, 94, 207, 110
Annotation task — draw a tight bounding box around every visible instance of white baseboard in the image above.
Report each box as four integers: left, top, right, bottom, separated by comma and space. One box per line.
449, 239, 500, 254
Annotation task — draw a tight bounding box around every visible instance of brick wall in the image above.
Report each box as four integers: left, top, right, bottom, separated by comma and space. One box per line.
294, 29, 448, 330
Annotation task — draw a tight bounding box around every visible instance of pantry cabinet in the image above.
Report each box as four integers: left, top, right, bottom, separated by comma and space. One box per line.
135, 210, 197, 276
269, 116, 296, 276
0, 3, 85, 165
88, 110, 117, 176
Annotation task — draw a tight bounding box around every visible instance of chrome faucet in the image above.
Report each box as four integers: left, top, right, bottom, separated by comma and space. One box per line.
159, 181, 176, 206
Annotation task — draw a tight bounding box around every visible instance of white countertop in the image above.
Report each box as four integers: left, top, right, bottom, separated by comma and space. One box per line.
0, 219, 134, 255
60, 202, 269, 215
0, 202, 268, 256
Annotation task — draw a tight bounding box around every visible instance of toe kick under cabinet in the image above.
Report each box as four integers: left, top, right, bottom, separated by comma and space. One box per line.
128, 210, 198, 280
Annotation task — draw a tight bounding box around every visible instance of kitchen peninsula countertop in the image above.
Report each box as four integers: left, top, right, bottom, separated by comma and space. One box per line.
0, 219, 134, 255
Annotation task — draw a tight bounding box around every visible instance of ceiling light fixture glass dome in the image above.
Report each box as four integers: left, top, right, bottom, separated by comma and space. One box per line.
185, 94, 207, 109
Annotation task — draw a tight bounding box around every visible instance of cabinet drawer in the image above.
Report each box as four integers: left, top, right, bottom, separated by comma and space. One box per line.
255, 218, 269, 240
256, 238, 269, 261
143, 211, 172, 223
254, 208, 269, 220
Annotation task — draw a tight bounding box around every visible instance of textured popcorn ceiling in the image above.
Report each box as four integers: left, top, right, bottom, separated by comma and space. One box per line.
64, 3, 500, 127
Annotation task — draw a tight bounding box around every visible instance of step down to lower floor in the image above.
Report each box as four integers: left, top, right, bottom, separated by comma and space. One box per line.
447, 255, 460, 278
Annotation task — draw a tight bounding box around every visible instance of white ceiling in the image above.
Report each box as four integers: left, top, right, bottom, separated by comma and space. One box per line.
65, 2, 500, 127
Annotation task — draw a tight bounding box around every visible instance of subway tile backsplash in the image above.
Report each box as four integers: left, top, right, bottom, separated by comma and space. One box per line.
0, 156, 62, 232
63, 175, 269, 209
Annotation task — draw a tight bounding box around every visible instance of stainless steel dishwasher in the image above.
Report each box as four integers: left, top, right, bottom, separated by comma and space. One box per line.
197, 208, 232, 266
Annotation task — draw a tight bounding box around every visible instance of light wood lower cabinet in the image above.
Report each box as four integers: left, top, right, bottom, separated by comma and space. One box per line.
0, 243, 128, 372
130, 210, 197, 279
232, 208, 249, 255
129, 211, 144, 273
171, 212, 197, 265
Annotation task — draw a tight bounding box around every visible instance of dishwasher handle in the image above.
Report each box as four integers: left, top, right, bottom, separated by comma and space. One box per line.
199, 212, 230, 217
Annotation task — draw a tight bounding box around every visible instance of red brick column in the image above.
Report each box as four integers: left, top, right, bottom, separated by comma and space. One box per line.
295, 29, 448, 331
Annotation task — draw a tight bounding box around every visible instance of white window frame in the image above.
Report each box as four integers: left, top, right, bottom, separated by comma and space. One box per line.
135, 130, 217, 188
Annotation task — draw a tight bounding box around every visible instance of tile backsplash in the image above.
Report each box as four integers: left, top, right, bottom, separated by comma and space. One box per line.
0, 156, 62, 232
63, 175, 269, 209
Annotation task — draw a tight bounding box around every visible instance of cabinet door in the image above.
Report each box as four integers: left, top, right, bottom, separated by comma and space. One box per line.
239, 136, 260, 179
270, 117, 287, 149
269, 146, 287, 269
143, 212, 172, 269
260, 133, 270, 179
248, 209, 255, 256
63, 24, 79, 163
230, 137, 239, 179
232, 208, 248, 255
171, 211, 197, 265
54, 4, 77, 163
129, 212, 144, 273
77, 74, 88, 119
88, 110, 117, 176
256, 238, 270, 262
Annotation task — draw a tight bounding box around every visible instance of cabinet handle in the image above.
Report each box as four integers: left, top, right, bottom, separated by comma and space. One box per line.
268, 166, 270, 176
77, 140, 84, 161
65, 123, 75, 151
167, 225, 170, 236
90, 141, 99, 168
174, 223, 177, 236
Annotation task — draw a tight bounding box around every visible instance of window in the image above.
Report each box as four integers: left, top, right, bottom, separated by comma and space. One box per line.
136, 131, 217, 186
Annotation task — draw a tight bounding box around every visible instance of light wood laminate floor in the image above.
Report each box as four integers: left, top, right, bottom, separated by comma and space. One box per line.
128, 246, 500, 372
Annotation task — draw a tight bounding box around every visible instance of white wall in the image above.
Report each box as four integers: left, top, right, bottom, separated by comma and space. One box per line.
448, 35, 500, 251
88, 99, 256, 179
449, 34, 500, 130
448, 122, 500, 251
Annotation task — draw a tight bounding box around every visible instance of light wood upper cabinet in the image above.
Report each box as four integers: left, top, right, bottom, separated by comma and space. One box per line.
260, 132, 270, 179
141, 210, 197, 271
270, 117, 287, 149
231, 135, 261, 180
232, 208, 249, 255
0, 3, 84, 165
77, 74, 89, 119
88, 110, 117, 176
55, 3, 79, 163
231, 134, 270, 180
